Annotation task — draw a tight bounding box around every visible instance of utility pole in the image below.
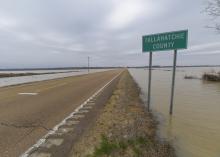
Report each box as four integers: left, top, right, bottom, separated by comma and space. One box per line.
88, 56, 90, 74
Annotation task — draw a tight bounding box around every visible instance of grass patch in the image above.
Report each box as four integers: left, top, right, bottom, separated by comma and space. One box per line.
88, 135, 152, 157
202, 72, 220, 81
87, 135, 118, 157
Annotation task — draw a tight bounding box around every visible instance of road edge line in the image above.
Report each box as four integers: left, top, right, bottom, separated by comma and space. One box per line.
20, 71, 122, 157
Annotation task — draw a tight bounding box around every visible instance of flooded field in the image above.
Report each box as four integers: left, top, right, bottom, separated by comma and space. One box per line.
0, 69, 109, 87
129, 67, 220, 157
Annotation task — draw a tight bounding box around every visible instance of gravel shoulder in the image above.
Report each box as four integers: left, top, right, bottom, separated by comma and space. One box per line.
70, 70, 175, 157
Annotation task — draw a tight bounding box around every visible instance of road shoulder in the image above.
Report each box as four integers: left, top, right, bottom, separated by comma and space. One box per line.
70, 70, 175, 157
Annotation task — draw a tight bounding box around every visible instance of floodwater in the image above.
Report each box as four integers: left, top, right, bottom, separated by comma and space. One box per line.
0, 69, 109, 87
129, 67, 220, 157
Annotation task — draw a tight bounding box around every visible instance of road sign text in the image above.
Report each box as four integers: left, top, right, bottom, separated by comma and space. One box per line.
142, 30, 188, 52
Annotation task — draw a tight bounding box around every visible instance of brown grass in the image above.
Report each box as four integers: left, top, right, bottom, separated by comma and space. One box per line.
202, 72, 220, 81
0, 73, 39, 78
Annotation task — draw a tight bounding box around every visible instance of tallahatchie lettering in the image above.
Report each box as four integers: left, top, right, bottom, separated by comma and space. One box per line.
145, 33, 184, 43
142, 30, 188, 52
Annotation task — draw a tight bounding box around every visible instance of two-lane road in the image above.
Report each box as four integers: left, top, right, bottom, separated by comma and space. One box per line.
0, 69, 122, 157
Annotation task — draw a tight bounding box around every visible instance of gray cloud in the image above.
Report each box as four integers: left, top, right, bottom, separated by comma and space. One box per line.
0, 0, 220, 68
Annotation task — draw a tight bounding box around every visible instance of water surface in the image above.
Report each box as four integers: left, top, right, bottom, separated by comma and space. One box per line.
129, 67, 220, 157
0, 69, 109, 87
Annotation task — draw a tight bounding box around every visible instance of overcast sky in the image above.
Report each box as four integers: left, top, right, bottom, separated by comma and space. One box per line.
0, 0, 220, 68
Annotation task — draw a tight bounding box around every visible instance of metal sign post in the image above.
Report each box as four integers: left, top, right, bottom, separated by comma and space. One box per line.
142, 30, 188, 115
147, 51, 152, 111
170, 50, 177, 115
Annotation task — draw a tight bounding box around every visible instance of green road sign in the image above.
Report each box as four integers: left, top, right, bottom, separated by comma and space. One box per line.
142, 30, 188, 52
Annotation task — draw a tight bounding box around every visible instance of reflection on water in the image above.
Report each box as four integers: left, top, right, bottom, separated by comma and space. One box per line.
129, 67, 220, 157
0, 69, 109, 87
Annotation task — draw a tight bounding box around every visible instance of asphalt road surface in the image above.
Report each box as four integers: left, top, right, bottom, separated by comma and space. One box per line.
0, 69, 122, 157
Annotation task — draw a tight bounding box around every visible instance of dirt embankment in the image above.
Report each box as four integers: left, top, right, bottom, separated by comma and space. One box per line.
70, 70, 175, 157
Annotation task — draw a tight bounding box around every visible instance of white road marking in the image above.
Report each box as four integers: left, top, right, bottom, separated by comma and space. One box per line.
41, 138, 64, 148
78, 109, 89, 113
29, 152, 51, 157
65, 120, 80, 126
18, 93, 38, 95
56, 128, 74, 134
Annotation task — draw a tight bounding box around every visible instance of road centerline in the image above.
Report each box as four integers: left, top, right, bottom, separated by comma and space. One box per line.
18, 93, 38, 96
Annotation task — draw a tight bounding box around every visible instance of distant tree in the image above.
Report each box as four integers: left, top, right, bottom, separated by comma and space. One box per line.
204, 0, 220, 32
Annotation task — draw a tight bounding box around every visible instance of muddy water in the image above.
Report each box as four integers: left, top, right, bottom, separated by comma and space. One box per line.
129, 67, 220, 157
